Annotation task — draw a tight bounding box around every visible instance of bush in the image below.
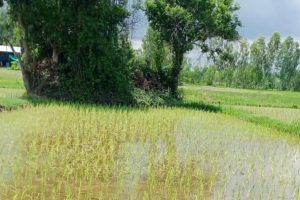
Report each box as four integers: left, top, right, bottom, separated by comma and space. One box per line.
132, 88, 169, 107
10, 61, 20, 70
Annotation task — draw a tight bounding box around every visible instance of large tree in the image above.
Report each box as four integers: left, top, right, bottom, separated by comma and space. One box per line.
1, 0, 133, 103
145, 0, 241, 96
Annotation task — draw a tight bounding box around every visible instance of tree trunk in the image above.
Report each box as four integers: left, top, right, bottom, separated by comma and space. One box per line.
170, 49, 184, 97
17, 14, 40, 95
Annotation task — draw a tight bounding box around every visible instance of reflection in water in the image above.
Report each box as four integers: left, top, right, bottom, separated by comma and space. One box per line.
176, 118, 300, 200
122, 117, 300, 199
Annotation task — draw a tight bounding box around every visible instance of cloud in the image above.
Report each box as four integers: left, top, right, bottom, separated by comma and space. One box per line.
237, 0, 300, 39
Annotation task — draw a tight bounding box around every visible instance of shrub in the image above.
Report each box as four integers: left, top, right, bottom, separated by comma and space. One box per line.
10, 61, 20, 70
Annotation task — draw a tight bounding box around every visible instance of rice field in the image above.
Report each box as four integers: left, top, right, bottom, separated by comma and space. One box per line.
2, 69, 300, 199
1, 105, 300, 199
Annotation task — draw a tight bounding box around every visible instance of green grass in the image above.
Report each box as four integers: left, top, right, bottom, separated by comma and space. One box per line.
0, 68, 29, 108
182, 85, 300, 108
224, 106, 300, 136
180, 85, 300, 135
0, 68, 24, 89
231, 106, 300, 124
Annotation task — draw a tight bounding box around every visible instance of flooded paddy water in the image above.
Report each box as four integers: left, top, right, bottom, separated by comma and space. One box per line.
0, 105, 300, 199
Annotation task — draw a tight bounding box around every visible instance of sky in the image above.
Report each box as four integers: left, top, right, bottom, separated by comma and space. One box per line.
130, 0, 300, 48
237, 0, 300, 41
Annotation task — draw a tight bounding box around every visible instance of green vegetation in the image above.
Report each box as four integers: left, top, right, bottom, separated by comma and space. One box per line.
2, 0, 300, 199
0, 68, 24, 89
182, 85, 300, 135
1, 1, 133, 104
0, 8, 18, 46
224, 107, 300, 136
2, 68, 300, 198
232, 106, 300, 124
181, 33, 300, 91
2, 103, 300, 199
182, 85, 300, 108
0, 68, 29, 108
145, 0, 240, 96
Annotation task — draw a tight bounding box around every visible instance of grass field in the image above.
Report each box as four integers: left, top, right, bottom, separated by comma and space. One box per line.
232, 106, 300, 124
1, 69, 300, 199
182, 85, 300, 108
0, 68, 24, 89
0, 68, 29, 109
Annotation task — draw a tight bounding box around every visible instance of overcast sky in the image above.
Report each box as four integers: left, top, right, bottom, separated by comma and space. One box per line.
131, 0, 300, 45
237, 0, 300, 40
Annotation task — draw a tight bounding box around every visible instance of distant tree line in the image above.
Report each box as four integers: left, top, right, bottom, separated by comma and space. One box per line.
181, 32, 300, 91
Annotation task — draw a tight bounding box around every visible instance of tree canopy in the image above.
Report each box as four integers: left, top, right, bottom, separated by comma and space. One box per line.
2, 0, 134, 104
146, 0, 241, 96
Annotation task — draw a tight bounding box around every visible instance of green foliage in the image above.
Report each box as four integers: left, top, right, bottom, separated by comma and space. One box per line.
0, 8, 18, 46
132, 88, 170, 107
142, 28, 172, 75
202, 65, 218, 86
145, 0, 241, 96
4, 0, 134, 104
293, 71, 300, 91
132, 28, 172, 91
180, 63, 203, 84
10, 61, 20, 70
181, 32, 300, 91
276, 36, 300, 90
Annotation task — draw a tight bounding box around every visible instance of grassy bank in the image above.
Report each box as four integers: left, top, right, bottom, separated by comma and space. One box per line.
182, 85, 300, 108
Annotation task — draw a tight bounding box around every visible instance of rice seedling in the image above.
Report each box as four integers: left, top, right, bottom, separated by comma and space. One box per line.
1, 104, 300, 199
